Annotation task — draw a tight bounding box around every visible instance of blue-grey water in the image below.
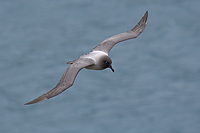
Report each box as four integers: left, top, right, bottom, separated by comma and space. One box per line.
1, 0, 200, 133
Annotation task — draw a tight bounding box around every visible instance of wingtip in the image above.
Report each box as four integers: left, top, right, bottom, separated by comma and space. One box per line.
130, 10, 148, 33
24, 103, 31, 105
139, 11, 148, 25
24, 101, 36, 105
24, 96, 48, 105
143, 11, 148, 24
145, 11, 148, 22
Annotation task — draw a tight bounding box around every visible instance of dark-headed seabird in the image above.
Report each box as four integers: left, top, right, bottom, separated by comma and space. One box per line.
25, 11, 148, 105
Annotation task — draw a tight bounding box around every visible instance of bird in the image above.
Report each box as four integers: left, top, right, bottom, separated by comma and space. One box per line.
24, 11, 148, 105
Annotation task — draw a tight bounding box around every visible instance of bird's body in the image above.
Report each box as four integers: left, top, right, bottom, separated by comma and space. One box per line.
84, 51, 110, 70
25, 11, 148, 105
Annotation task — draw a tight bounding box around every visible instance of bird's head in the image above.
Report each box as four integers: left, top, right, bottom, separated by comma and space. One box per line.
101, 56, 114, 72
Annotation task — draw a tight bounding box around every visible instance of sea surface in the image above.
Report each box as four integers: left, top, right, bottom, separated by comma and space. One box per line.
0, 0, 200, 133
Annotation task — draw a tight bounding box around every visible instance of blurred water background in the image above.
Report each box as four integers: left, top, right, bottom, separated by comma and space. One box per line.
0, 0, 200, 133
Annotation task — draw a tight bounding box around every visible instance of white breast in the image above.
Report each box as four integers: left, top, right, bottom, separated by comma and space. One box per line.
85, 51, 108, 62
83, 51, 108, 70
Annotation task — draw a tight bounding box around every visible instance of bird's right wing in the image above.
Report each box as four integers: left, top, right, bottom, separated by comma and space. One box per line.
24, 58, 95, 105
92, 11, 148, 54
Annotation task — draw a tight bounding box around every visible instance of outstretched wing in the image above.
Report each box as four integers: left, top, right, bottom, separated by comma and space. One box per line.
92, 11, 148, 54
24, 58, 95, 105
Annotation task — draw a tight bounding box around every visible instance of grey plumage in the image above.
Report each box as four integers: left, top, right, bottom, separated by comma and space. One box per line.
92, 11, 148, 53
25, 11, 148, 105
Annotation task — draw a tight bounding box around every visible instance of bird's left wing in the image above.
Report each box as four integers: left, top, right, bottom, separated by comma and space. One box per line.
92, 11, 148, 54
24, 58, 95, 105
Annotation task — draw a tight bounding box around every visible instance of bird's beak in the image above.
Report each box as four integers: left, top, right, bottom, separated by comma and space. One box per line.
109, 65, 115, 72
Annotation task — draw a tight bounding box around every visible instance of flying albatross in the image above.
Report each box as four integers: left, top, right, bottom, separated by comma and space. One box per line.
25, 11, 148, 105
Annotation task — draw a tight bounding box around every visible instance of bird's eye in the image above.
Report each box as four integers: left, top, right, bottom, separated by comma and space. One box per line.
104, 61, 108, 64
